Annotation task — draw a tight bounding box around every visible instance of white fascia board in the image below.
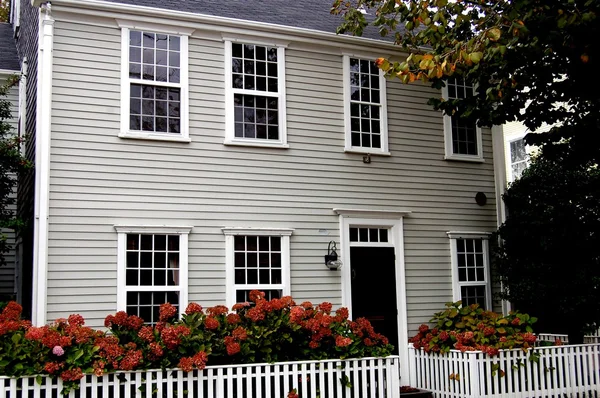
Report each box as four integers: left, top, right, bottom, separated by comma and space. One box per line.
40, 0, 407, 55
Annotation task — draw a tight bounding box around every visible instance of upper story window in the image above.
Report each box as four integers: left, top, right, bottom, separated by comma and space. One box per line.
447, 232, 491, 310
510, 138, 528, 181
222, 228, 292, 308
442, 78, 483, 162
115, 225, 192, 324
119, 26, 190, 142
343, 56, 389, 154
225, 41, 287, 148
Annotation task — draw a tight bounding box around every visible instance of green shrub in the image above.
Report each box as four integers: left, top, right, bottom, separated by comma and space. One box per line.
0, 291, 393, 394
409, 301, 538, 356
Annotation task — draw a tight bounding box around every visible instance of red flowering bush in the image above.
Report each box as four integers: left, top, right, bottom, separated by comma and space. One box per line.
0, 292, 393, 394
409, 301, 538, 356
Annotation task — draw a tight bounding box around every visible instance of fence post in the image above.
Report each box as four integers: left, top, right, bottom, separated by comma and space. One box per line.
468, 352, 480, 398
408, 344, 417, 388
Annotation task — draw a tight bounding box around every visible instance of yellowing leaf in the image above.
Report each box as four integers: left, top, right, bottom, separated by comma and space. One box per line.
470, 52, 483, 64
488, 27, 502, 42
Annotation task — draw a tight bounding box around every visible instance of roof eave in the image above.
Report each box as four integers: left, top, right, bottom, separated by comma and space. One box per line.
33, 0, 406, 55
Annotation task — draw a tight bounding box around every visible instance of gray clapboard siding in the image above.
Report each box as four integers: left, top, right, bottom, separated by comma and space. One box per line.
0, 79, 19, 297
46, 17, 498, 331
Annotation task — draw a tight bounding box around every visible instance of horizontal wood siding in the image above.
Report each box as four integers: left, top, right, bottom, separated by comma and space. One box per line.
48, 17, 498, 331
0, 78, 19, 296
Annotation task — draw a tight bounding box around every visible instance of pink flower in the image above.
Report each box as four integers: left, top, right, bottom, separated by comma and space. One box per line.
52, 346, 65, 356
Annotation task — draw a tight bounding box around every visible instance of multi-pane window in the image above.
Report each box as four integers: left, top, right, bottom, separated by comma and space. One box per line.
510, 138, 528, 181
120, 27, 189, 141
116, 226, 190, 324
443, 78, 482, 160
448, 233, 491, 310
344, 56, 388, 153
349, 227, 389, 243
226, 42, 286, 145
223, 228, 292, 307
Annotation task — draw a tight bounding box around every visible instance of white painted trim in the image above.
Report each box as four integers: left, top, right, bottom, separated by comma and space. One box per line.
447, 233, 493, 311
223, 228, 293, 308
446, 231, 491, 239
32, 4, 54, 326
224, 41, 287, 147
0, 69, 20, 75
342, 55, 389, 154
43, 0, 408, 55
491, 125, 507, 226
10, 0, 20, 32
119, 27, 190, 141
222, 35, 289, 48
338, 214, 410, 384
222, 227, 294, 236
114, 225, 192, 319
114, 225, 193, 234
333, 208, 411, 218
441, 83, 484, 162
116, 19, 196, 36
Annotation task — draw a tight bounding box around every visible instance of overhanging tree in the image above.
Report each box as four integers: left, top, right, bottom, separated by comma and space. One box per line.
332, 0, 600, 338
332, 0, 599, 163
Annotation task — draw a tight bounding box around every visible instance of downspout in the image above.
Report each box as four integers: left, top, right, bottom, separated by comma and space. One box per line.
491, 125, 511, 314
32, 2, 54, 326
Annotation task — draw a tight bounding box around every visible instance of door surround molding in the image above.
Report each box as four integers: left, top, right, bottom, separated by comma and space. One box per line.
336, 208, 410, 383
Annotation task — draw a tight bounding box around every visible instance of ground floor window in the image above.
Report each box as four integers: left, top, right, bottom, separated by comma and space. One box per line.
222, 228, 292, 307
447, 232, 491, 310
115, 225, 191, 323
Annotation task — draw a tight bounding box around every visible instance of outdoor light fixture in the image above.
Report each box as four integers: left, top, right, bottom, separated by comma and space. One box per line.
324, 241, 342, 270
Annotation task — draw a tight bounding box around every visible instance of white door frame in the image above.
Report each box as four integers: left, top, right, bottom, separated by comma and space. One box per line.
334, 208, 410, 383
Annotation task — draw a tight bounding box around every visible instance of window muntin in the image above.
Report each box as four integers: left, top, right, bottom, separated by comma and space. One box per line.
116, 226, 190, 324
349, 227, 389, 243
344, 56, 388, 153
120, 27, 189, 141
449, 235, 491, 310
223, 228, 292, 307
443, 78, 483, 160
226, 42, 286, 146
510, 138, 528, 181
233, 235, 283, 302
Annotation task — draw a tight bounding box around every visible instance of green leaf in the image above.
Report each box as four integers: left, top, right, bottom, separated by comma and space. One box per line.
469, 52, 483, 64
11, 333, 21, 344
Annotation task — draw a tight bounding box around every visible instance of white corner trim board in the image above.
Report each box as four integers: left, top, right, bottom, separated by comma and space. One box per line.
32, 3, 55, 326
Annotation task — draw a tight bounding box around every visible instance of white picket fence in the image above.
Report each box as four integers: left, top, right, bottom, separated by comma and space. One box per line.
0, 356, 401, 398
408, 343, 600, 397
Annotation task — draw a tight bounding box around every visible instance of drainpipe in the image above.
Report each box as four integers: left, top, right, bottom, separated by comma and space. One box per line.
491, 125, 512, 314
32, 2, 54, 326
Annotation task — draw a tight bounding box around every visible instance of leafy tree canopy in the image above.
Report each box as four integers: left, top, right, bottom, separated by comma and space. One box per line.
492, 156, 600, 341
333, 0, 599, 164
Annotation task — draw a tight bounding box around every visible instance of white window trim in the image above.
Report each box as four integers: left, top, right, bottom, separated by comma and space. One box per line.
441, 84, 484, 162
342, 55, 389, 155
447, 231, 492, 310
115, 225, 192, 319
224, 40, 288, 148
119, 25, 191, 143
222, 227, 293, 308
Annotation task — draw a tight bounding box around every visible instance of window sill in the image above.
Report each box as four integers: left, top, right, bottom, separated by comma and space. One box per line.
224, 139, 289, 149
444, 154, 485, 163
344, 148, 391, 156
119, 131, 191, 143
